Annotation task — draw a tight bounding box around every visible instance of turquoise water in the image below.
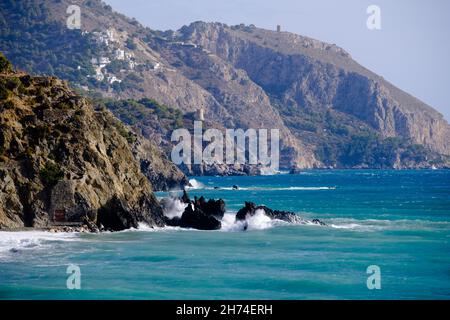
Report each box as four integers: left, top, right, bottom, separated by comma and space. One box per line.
1, 170, 449, 299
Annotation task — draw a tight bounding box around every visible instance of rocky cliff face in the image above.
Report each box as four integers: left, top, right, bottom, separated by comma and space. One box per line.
0, 65, 174, 230
131, 135, 188, 191
1, 0, 449, 169
179, 22, 450, 158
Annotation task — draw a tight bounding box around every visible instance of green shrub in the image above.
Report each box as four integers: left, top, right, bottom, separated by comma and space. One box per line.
0, 84, 11, 100
126, 38, 137, 50
19, 75, 32, 87
57, 102, 71, 110
117, 125, 136, 144
2, 100, 14, 109
40, 162, 64, 186
0, 53, 13, 73
5, 77, 21, 90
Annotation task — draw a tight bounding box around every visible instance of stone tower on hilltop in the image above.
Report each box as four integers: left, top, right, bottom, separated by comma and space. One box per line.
198, 106, 205, 121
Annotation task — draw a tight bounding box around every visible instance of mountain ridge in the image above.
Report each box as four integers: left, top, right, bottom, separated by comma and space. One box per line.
1, 0, 449, 170
178, 21, 449, 154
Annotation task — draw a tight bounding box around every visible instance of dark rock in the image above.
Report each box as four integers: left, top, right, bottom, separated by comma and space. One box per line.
236, 202, 257, 221
82, 217, 100, 233
164, 216, 181, 227
181, 190, 190, 204
197, 196, 226, 220
236, 201, 326, 226
179, 203, 221, 230
97, 196, 138, 231
312, 218, 326, 226
165, 191, 225, 230
232, 185, 239, 190
97, 195, 164, 231
257, 206, 303, 223
289, 166, 302, 174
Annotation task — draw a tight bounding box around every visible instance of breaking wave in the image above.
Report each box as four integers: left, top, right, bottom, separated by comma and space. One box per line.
161, 198, 187, 219
220, 210, 290, 231
0, 231, 79, 259
186, 179, 205, 190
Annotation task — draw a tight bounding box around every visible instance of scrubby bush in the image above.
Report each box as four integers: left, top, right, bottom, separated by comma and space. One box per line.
40, 162, 64, 186
0, 82, 11, 100
0, 53, 13, 73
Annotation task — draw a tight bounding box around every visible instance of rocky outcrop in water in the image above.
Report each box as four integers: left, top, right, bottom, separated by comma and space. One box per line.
236, 201, 326, 226
164, 191, 225, 230
163, 191, 326, 231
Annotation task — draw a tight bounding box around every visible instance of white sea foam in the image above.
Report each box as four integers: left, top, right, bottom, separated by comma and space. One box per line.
162, 198, 187, 219
259, 167, 283, 176
209, 186, 335, 191
186, 179, 205, 190
245, 209, 279, 230
327, 217, 450, 232
185, 178, 335, 192
258, 186, 335, 191
220, 210, 288, 232
0, 230, 78, 259
329, 223, 363, 230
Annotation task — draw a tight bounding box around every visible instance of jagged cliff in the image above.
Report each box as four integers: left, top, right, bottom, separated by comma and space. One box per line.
179, 22, 450, 160
1, 0, 449, 169
0, 56, 183, 230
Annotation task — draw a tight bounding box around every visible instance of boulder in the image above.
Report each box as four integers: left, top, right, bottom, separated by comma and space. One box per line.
195, 196, 226, 220
181, 190, 190, 204
165, 192, 225, 230
236, 201, 326, 225
179, 203, 222, 230
97, 195, 164, 231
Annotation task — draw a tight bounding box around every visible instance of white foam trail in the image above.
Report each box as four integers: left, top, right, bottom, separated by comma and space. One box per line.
217, 186, 335, 191
184, 179, 334, 191
329, 223, 363, 230
328, 218, 450, 232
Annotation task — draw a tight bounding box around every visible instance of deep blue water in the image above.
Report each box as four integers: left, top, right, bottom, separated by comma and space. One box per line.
1, 170, 449, 299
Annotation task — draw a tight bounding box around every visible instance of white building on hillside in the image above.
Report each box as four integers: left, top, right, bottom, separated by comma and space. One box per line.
115, 49, 125, 60
107, 75, 121, 84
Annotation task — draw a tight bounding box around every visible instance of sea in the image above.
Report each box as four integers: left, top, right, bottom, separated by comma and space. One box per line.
1, 170, 449, 299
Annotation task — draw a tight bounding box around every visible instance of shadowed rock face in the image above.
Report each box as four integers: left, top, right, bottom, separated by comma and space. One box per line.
131, 135, 188, 191
0, 67, 166, 230
178, 203, 222, 230
97, 195, 165, 231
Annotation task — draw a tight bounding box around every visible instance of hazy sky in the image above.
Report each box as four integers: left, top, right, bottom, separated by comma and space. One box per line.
104, 0, 450, 121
